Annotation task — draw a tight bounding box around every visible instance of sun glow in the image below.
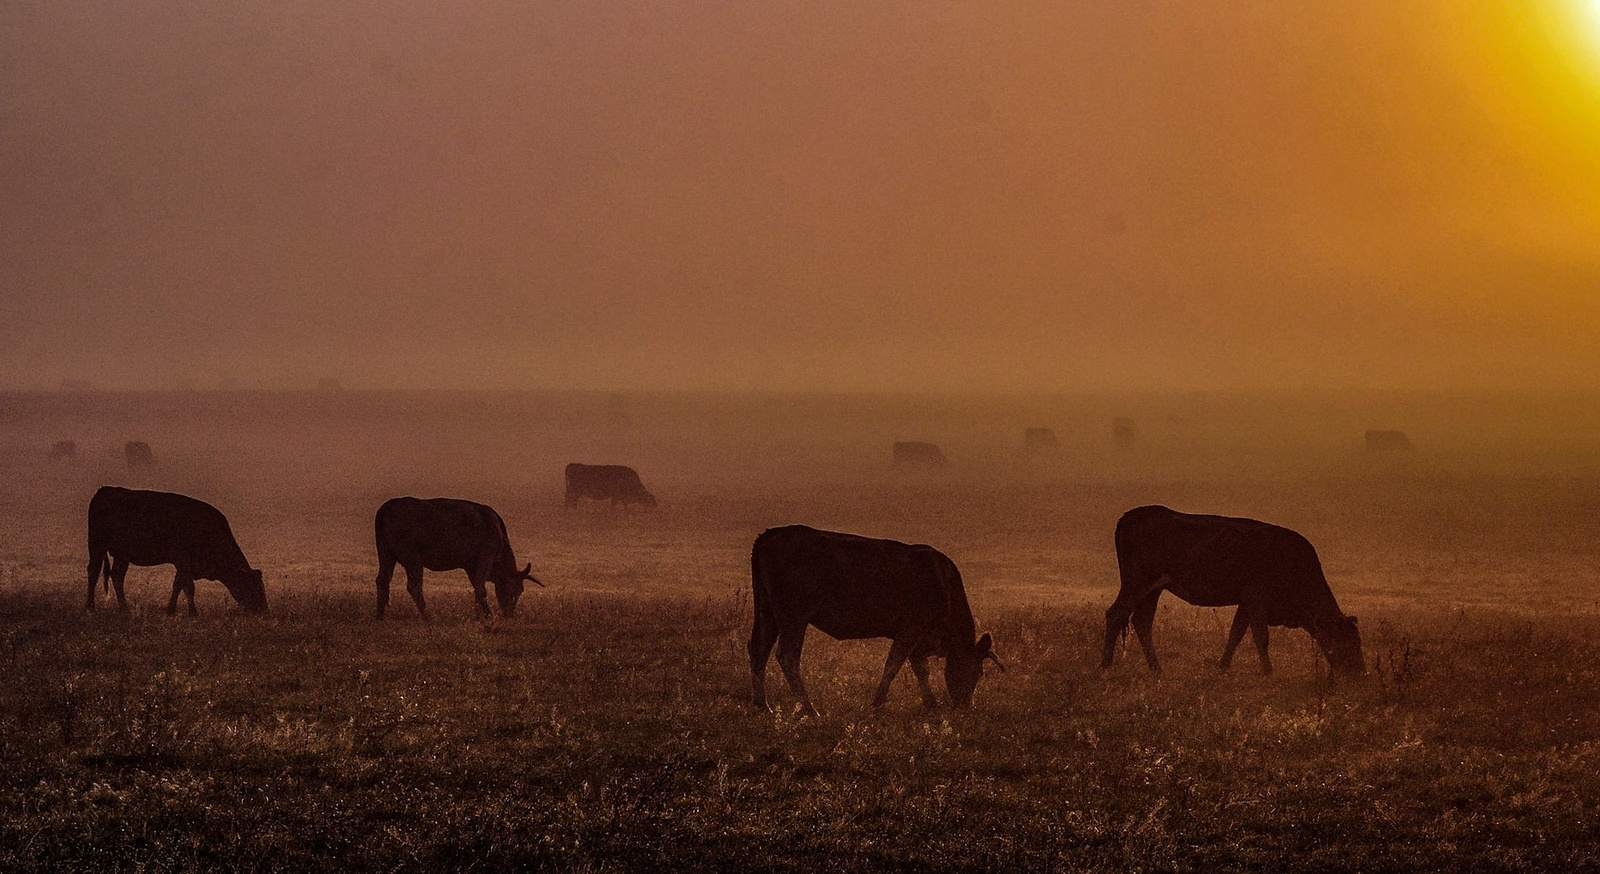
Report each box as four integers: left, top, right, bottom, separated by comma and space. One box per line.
1543, 0, 1600, 88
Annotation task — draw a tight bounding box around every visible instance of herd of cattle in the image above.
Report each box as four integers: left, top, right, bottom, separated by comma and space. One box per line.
48, 440, 156, 466
81, 464, 1366, 713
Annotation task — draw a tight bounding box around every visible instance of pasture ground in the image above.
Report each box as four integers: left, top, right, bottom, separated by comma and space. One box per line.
3, 390, 1600, 870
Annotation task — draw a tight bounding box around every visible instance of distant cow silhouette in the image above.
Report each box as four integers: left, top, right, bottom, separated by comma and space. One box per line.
87, 486, 268, 614
48, 440, 77, 461
892, 441, 947, 469
1112, 417, 1137, 447
1023, 428, 1059, 455
1102, 506, 1363, 678
124, 441, 154, 467
374, 497, 543, 620
749, 525, 1001, 717
1365, 430, 1413, 452
564, 463, 657, 508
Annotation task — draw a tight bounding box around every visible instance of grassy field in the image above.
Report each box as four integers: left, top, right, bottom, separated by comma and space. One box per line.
4, 391, 1600, 870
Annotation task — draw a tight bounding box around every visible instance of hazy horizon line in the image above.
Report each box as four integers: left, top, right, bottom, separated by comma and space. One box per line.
10, 384, 1600, 400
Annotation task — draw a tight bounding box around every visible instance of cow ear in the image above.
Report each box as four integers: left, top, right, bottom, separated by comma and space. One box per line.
521, 563, 532, 577
975, 632, 992, 655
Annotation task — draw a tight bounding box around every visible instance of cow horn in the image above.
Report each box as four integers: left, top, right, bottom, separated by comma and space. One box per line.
521, 563, 545, 587
985, 652, 1007, 672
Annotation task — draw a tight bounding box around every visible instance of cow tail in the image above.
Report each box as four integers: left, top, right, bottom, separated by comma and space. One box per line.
749, 531, 776, 634
90, 551, 109, 593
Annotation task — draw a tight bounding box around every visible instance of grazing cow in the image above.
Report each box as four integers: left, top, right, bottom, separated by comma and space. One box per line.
749, 525, 1001, 716
563, 463, 656, 508
86, 487, 267, 614
49, 440, 78, 461
892, 441, 947, 469
1365, 429, 1413, 452
374, 497, 543, 619
124, 441, 154, 467
1024, 427, 1059, 455
1112, 417, 1137, 447
1102, 505, 1363, 678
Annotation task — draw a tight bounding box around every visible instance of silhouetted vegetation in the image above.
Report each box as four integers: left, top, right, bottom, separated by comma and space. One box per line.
4, 389, 1600, 869
4, 595, 1600, 870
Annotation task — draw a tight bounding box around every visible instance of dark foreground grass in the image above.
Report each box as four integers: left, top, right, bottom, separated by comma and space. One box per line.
4, 589, 1600, 872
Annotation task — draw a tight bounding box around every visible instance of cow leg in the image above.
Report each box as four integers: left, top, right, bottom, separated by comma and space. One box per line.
748, 612, 779, 711
1103, 572, 1163, 669
468, 570, 492, 618
871, 637, 917, 708
374, 554, 396, 619
1219, 608, 1251, 671
85, 554, 103, 611
909, 654, 940, 709
1101, 591, 1140, 669
182, 575, 198, 616
467, 553, 496, 614
109, 558, 129, 610
1131, 590, 1162, 673
166, 570, 184, 616
1251, 620, 1273, 675
403, 564, 429, 621
775, 624, 819, 718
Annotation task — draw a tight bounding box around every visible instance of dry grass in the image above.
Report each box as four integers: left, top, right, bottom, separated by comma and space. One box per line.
5, 390, 1600, 870
4, 592, 1600, 871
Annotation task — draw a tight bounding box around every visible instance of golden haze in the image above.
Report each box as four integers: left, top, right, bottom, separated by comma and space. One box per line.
2, 1, 1599, 391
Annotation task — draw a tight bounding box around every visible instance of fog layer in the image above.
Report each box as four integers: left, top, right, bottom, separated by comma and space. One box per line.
5, 1, 1600, 391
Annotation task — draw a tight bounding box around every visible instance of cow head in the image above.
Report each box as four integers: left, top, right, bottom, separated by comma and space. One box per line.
640, 491, 658, 508
493, 563, 544, 617
223, 569, 268, 613
1313, 614, 1364, 677
944, 632, 1003, 709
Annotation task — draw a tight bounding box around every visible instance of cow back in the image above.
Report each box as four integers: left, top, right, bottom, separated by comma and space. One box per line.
89, 486, 250, 578
565, 464, 654, 503
1116, 505, 1341, 621
752, 525, 968, 647
375, 497, 514, 574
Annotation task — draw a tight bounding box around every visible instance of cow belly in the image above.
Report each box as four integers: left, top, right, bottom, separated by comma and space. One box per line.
810, 610, 894, 641
1161, 575, 1241, 608
108, 547, 180, 570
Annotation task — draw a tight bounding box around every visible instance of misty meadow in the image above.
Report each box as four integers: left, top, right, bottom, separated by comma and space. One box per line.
9, 1, 1600, 870
2, 390, 1600, 871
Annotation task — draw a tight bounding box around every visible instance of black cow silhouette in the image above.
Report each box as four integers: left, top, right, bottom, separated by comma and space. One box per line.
1102, 505, 1363, 678
749, 525, 1001, 717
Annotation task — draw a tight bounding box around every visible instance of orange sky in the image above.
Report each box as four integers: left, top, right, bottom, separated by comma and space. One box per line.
4, 0, 1600, 391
